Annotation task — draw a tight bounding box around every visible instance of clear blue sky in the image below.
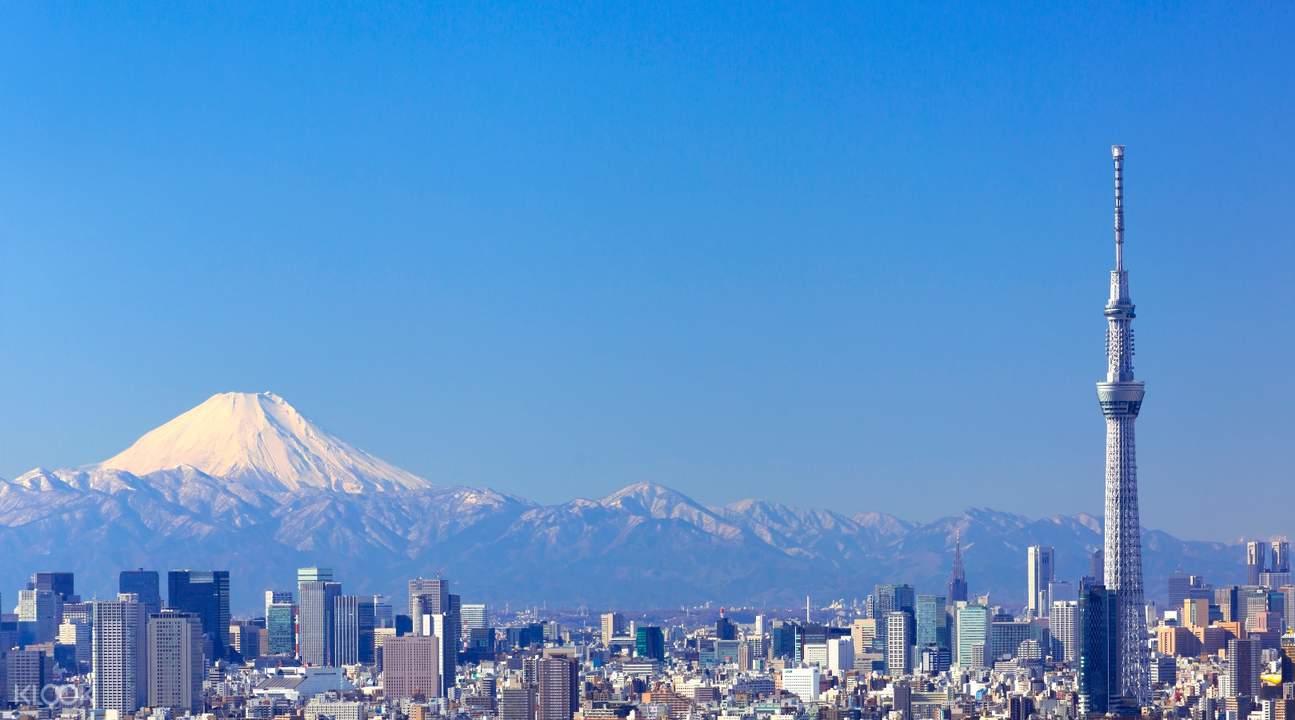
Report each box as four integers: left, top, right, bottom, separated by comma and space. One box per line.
2, 4, 1291, 541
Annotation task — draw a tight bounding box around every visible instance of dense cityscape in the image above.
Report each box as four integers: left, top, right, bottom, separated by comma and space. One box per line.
1, 538, 1292, 720
0, 147, 1290, 720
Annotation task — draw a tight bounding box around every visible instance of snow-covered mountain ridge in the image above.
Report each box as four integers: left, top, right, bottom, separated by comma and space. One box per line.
0, 392, 1242, 611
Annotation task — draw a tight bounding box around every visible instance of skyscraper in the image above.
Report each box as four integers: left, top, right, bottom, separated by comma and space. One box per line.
1051, 600, 1079, 663
266, 597, 296, 656
1248, 541, 1269, 585
885, 611, 913, 676
1078, 584, 1120, 716
5, 649, 54, 706
536, 655, 579, 720
264, 590, 293, 621
715, 610, 736, 640
914, 594, 948, 651
334, 594, 376, 666
947, 533, 968, 603
600, 612, 626, 640
298, 567, 334, 584
1224, 638, 1260, 698
635, 625, 665, 661
120, 570, 162, 616
1272, 540, 1291, 573
955, 605, 989, 668
461, 603, 487, 631
499, 685, 535, 720
875, 583, 914, 656
1026, 545, 1055, 617
382, 635, 441, 699
29, 572, 75, 606
875, 584, 916, 616
92, 594, 148, 713
167, 570, 231, 660
408, 577, 449, 627
408, 577, 458, 682
299, 580, 342, 666
17, 589, 62, 644
147, 611, 204, 713
1097, 145, 1149, 704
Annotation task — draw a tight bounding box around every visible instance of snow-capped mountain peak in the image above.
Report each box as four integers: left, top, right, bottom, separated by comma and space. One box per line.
98, 391, 431, 494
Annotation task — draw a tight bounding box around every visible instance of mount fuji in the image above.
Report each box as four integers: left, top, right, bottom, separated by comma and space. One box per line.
0, 392, 1242, 613
100, 391, 431, 495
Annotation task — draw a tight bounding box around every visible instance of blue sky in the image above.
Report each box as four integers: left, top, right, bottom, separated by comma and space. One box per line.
1, 3, 1291, 541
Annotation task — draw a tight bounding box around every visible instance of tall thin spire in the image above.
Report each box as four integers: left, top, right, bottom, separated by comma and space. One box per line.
1112, 144, 1125, 272
947, 529, 968, 603
1097, 144, 1149, 705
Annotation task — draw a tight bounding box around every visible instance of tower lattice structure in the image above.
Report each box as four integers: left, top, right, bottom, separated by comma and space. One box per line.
1097, 145, 1149, 705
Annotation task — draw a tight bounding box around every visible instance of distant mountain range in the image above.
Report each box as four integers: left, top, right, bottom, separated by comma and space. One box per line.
0, 392, 1244, 614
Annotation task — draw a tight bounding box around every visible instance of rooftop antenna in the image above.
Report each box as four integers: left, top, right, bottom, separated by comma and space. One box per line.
1112, 144, 1125, 272
805, 595, 811, 623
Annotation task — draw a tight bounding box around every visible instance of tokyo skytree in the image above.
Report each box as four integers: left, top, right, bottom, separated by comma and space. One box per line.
1097, 144, 1149, 704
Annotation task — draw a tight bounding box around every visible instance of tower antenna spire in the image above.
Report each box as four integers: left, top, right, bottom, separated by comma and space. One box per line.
1097, 143, 1149, 704
1112, 145, 1125, 272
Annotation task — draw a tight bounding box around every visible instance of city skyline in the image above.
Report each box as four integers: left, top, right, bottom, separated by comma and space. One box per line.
1, 5, 1290, 718
4, 4, 1294, 540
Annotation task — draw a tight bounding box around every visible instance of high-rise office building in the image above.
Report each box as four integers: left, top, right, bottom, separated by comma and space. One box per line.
990, 619, 1032, 661
1224, 638, 1260, 698
635, 626, 665, 661
782, 666, 820, 701
334, 594, 376, 666
299, 580, 342, 666
1051, 600, 1079, 663
120, 570, 162, 616
382, 635, 441, 699
408, 578, 458, 682
264, 590, 293, 620
147, 611, 204, 713
17, 588, 62, 644
230, 620, 261, 659
1097, 145, 1149, 703
1216, 585, 1240, 623
92, 594, 148, 713
1248, 542, 1269, 586
373, 595, 394, 629
716, 611, 737, 641
5, 649, 55, 706
298, 567, 334, 584
1078, 584, 1120, 716
955, 605, 989, 668
875, 584, 916, 616
601, 612, 626, 641
59, 619, 92, 668
408, 577, 449, 627
266, 599, 296, 656
885, 611, 913, 675
461, 603, 487, 631
915, 594, 948, 651
875, 584, 914, 655
1089, 549, 1104, 581
1272, 540, 1291, 573
1183, 597, 1210, 629
30, 571, 75, 602
500, 685, 535, 720
1027, 545, 1055, 617
851, 618, 878, 659
827, 637, 854, 673
167, 570, 231, 660
536, 655, 578, 720
1167, 574, 1210, 612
